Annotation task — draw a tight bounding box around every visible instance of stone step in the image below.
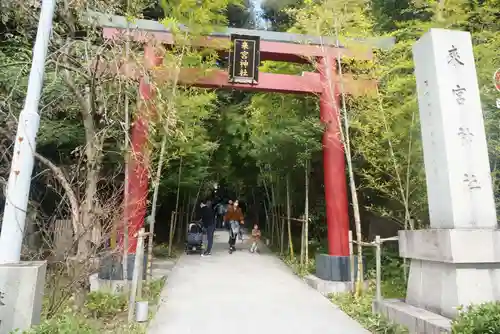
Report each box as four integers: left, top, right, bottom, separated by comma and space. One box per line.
151, 260, 175, 270
373, 299, 451, 334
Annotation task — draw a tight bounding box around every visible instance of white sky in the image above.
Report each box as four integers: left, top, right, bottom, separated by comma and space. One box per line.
251, 0, 268, 29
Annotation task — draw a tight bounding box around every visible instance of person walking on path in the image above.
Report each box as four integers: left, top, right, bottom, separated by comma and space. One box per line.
214, 199, 227, 229
199, 198, 215, 257
250, 224, 261, 253
223, 199, 244, 253
223, 199, 233, 229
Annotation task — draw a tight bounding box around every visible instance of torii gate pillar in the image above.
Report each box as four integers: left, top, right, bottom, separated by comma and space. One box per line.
314, 56, 355, 283
318, 57, 350, 258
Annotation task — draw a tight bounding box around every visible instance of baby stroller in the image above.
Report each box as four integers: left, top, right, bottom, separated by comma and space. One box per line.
185, 221, 204, 254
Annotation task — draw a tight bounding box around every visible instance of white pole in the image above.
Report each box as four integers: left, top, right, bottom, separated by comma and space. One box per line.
0, 0, 56, 264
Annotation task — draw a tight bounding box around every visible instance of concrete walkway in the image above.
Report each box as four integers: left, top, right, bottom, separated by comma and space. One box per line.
148, 230, 369, 334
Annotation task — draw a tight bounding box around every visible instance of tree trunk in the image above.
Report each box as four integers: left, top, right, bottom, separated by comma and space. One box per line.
300, 220, 305, 268
121, 0, 133, 284
121, 95, 130, 281
167, 211, 176, 256
62, 73, 100, 260
264, 178, 275, 245
251, 188, 259, 231
274, 185, 279, 247
78, 85, 100, 260
190, 184, 203, 221
275, 178, 284, 254
147, 135, 168, 280
280, 218, 285, 255
286, 174, 294, 259
263, 199, 270, 240
184, 209, 190, 242
177, 193, 188, 244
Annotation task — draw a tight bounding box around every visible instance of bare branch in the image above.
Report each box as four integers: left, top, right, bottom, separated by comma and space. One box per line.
33, 152, 80, 242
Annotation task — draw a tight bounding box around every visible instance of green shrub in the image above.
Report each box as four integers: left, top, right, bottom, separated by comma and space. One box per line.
452, 301, 500, 334
23, 314, 97, 334
84, 291, 127, 318
142, 278, 165, 303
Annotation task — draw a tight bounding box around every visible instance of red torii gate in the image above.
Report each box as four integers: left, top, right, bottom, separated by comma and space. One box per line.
91, 12, 389, 281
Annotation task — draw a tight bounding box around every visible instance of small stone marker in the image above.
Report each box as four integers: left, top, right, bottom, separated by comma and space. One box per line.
0, 262, 46, 334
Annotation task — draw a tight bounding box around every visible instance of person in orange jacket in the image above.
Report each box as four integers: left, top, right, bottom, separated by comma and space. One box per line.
224, 199, 244, 253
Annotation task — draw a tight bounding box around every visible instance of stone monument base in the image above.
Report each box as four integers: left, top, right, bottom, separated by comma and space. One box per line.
98, 253, 147, 280
0, 261, 46, 334
399, 229, 500, 318
89, 273, 130, 294
304, 274, 368, 295
90, 257, 175, 294
376, 229, 500, 333
373, 299, 451, 334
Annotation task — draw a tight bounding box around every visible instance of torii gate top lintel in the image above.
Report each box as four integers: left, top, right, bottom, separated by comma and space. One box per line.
87, 11, 394, 63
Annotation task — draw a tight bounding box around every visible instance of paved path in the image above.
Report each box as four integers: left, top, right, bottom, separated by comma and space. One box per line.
148, 230, 369, 334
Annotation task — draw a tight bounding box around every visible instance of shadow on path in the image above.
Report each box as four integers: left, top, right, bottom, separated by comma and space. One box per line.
148, 230, 369, 334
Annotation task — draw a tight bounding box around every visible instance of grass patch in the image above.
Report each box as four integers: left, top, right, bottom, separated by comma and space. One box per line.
281, 256, 315, 277
152, 243, 180, 259
24, 278, 166, 334
330, 281, 408, 334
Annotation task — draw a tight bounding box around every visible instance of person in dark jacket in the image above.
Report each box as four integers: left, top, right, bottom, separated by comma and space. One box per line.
199, 198, 215, 257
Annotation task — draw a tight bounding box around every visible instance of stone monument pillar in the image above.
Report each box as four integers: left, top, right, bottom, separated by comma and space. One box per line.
402, 28, 500, 318
375, 28, 500, 334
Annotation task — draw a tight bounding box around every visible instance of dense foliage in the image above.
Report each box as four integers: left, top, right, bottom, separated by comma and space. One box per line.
452, 302, 500, 334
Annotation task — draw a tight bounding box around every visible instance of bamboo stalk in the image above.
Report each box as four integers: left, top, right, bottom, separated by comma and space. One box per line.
168, 157, 182, 257
286, 174, 294, 259
375, 235, 382, 303
167, 211, 176, 258
304, 160, 310, 264
349, 230, 355, 292
122, 0, 132, 286
146, 135, 167, 281
300, 220, 305, 267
